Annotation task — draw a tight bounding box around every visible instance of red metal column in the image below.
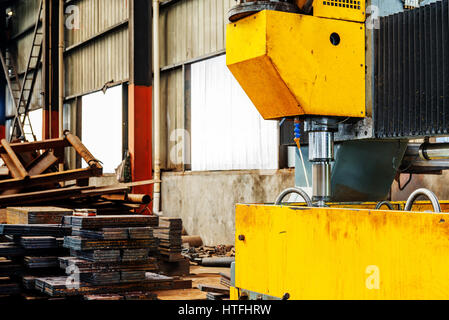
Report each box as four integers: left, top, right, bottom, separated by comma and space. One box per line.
0, 5, 7, 140
128, 0, 153, 196
0, 72, 5, 140
128, 84, 153, 195
42, 0, 60, 139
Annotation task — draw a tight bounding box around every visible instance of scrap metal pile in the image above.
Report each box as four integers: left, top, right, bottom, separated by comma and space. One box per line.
0, 132, 154, 215
184, 245, 235, 264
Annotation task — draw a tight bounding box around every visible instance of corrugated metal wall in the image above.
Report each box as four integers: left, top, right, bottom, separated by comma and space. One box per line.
65, 27, 128, 98
7, 0, 233, 170
159, 0, 234, 170
160, 0, 233, 67
11, 0, 40, 36
65, 0, 129, 98
10, 0, 43, 113
9, 0, 129, 102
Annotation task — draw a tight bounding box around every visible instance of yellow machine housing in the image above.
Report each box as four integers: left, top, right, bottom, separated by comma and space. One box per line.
226, 10, 365, 120
314, 0, 366, 22
224, 0, 449, 301
295, 0, 366, 22
235, 204, 449, 300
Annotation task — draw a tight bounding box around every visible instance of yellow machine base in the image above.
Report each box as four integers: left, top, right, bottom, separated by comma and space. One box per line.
235, 204, 449, 300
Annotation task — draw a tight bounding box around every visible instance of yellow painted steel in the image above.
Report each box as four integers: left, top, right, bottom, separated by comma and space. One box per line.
295, 0, 309, 10
314, 0, 366, 22
230, 287, 239, 300
235, 204, 449, 300
293, 200, 449, 212
226, 10, 365, 120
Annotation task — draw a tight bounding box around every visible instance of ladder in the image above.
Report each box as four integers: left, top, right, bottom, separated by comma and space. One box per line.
0, 49, 24, 140
1, 0, 43, 142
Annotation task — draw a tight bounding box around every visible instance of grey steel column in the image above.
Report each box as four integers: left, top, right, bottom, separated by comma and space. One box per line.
304, 118, 338, 207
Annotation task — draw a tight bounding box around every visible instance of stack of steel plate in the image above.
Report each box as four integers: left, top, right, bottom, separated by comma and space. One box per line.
83, 291, 157, 300
220, 272, 231, 288
34, 272, 178, 297
20, 236, 59, 249
206, 292, 229, 300
80, 271, 121, 285
70, 215, 158, 229
0, 221, 70, 299
0, 224, 71, 237
69, 250, 121, 263
33, 215, 190, 298
71, 228, 128, 240
121, 248, 150, 262
59, 257, 158, 273
154, 218, 183, 262
24, 256, 59, 269
63, 236, 156, 251
128, 227, 153, 239
5, 207, 73, 225
120, 270, 146, 283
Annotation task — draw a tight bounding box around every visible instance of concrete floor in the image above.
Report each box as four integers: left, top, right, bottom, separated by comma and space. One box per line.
154, 265, 229, 300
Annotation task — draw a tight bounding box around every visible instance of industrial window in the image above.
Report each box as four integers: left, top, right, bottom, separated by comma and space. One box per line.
81, 85, 123, 173
190, 55, 279, 171
26, 108, 42, 142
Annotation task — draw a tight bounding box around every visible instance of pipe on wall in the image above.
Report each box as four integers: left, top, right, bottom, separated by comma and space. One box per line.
153, 0, 162, 215
58, 0, 64, 175
58, 0, 64, 137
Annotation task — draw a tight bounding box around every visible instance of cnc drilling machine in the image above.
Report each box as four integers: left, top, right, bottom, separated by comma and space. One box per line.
226, 0, 449, 299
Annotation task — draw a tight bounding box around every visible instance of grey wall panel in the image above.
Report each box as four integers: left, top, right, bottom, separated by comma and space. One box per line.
65, 27, 129, 98
11, 0, 41, 37
160, 67, 184, 170
66, 0, 129, 48
64, 0, 129, 98
158, 0, 233, 170
159, 0, 233, 68
9, 0, 129, 102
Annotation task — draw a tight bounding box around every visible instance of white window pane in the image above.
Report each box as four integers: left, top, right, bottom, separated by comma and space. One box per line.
191, 55, 279, 171
23, 108, 43, 142
82, 86, 123, 173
